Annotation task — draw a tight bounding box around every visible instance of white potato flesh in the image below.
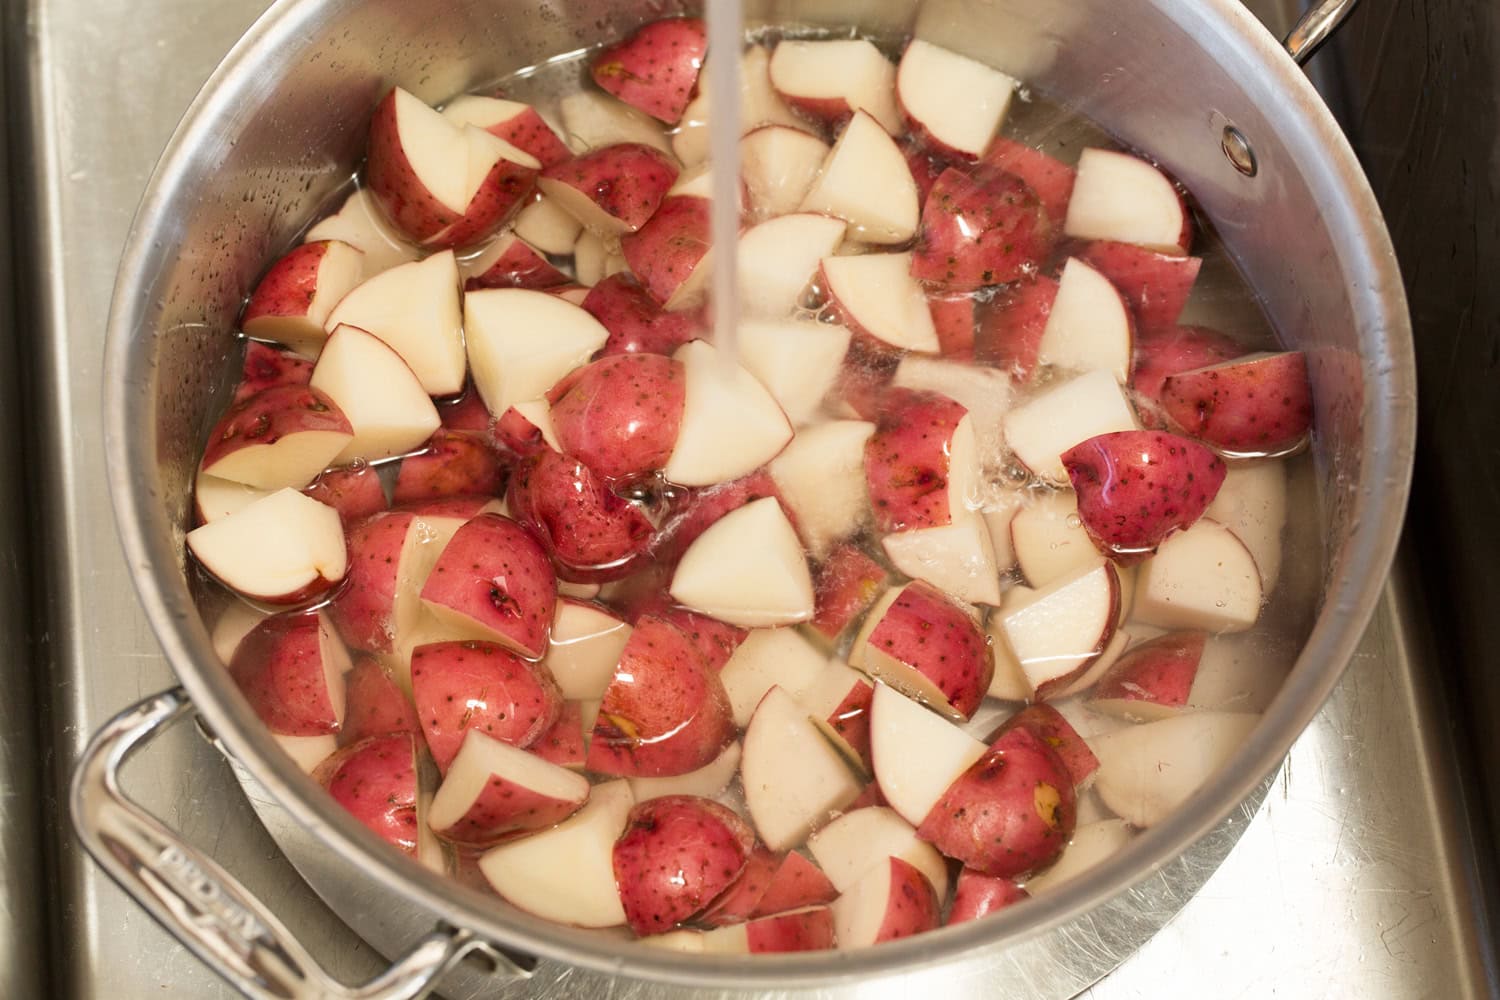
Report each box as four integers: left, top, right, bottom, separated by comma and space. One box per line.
323, 246, 465, 397
310, 325, 441, 465
464, 288, 610, 415
665, 340, 794, 487
868, 683, 986, 826
800, 111, 918, 244
718, 628, 829, 727
541, 602, 632, 701
669, 497, 814, 628
997, 560, 1118, 695
806, 805, 949, 899
735, 319, 851, 428
1133, 520, 1263, 632
478, 779, 634, 927
741, 686, 864, 850
768, 419, 876, 559
1037, 257, 1134, 383
897, 40, 1015, 156
1064, 148, 1188, 253
187, 489, 347, 601
821, 252, 940, 353
1091, 712, 1260, 827
1002, 369, 1140, 483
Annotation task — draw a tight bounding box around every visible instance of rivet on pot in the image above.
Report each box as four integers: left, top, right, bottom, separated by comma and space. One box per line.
1222, 125, 1258, 177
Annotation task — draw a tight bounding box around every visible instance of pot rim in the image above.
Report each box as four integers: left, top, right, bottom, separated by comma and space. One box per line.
101, 0, 1415, 987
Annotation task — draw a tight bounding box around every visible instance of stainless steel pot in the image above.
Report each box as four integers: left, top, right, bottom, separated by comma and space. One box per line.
76, 0, 1415, 997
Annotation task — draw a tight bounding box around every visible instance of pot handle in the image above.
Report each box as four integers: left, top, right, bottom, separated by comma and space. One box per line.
1283, 0, 1362, 65
69, 687, 501, 1000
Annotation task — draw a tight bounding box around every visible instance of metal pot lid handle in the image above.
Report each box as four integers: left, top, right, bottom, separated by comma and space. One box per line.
69, 688, 520, 1000
1283, 0, 1362, 65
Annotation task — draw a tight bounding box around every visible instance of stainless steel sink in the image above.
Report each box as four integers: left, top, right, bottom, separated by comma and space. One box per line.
5, 0, 1496, 996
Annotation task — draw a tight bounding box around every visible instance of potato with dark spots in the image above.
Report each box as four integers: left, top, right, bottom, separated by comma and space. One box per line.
546, 353, 686, 481
418, 512, 557, 657
916, 726, 1077, 878
611, 794, 753, 935
409, 639, 563, 773
1160, 351, 1314, 456
1062, 429, 1227, 563
507, 449, 656, 583
587, 616, 735, 778
911, 165, 1051, 291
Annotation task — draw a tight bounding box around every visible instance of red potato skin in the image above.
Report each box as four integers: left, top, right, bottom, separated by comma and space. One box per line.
396, 494, 499, 522
228, 612, 339, 737
433, 760, 586, 847
199, 383, 352, 476
1160, 352, 1314, 456
240, 241, 339, 332
903, 142, 950, 205
1131, 325, 1243, 426
827, 341, 900, 421
975, 273, 1058, 382
393, 430, 508, 505
590, 17, 707, 125
810, 544, 890, 643
871, 857, 942, 943
364, 91, 453, 243
529, 699, 588, 769
427, 155, 540, 250
303, 463, 387, 527
479, 103, 572, 169
864, 388, 969, 534
539, 143, 679, 233
612, 794, 755, 935
1076, 240, 1201, 334
326, 511, 417, 654
752, 852, 839, 917
845, 781, 889, 811
617, 586, 749, 671
235, 341, 313, 403
506, 449, 656, 582
620, 195, 710, 308
586, 616, 736, 777
982, 137, 1076, 229
745, 907, 837, 952
991, 703, 1100, 789
866, 581, 992, 720
823, 678, 876, 773
911, 166, 1051, 291
491, 405, 554, 458
418, 513, 557, 658
464, 233, 571, 290
946, 869, 1029, 925
917, 726, 1076, 878
366, 90, 536, 249
928, 293, 976, 359
581, 273, 704, 357
409, 639, 563, 773
546, 353, 686, 481
340, 655, 421, 745
314, 734, 420, 854
645, 606, 748, 673
696, 845, 779, 928
650, 471, 786, 567
1062, 430, 1227, 563
438, 385, 494, 433
1090, 630, 1208, 710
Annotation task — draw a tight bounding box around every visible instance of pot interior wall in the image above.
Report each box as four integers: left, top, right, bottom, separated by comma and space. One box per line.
110, 0, 1409, 986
